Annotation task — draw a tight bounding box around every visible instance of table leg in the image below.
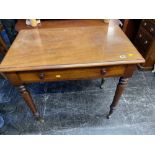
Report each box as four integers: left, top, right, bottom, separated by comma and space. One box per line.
18, 85, 41, 120
107, 77, 129, 119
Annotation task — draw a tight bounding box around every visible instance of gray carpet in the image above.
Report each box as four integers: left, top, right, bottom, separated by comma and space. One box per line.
0, 70, 155, 135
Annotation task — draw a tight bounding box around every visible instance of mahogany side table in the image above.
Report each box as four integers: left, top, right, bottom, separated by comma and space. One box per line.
0, 23, 145, 120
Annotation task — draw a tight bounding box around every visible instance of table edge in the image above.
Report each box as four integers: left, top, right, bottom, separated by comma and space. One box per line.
0, 59, 145, 73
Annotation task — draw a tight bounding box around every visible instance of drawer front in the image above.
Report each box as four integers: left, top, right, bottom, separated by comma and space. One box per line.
135, 28, 152, 57
148, 22, 155, 36
141, 20, 150, 30
141, 20, 155, 36
18, 66, 126, 83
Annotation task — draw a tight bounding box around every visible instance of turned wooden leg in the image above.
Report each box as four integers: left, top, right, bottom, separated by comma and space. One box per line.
107, 77, 129, 119
18, 85, 40, 120
100, 78, 105, 89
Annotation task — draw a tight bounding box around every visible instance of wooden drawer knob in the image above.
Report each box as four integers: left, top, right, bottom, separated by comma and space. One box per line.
144, 22, 147, 26
144, 40, 148, 44
150, 28, 154, 32
101, 68, 106, 75
139, 34, 142, 38
39, 72, 45, 79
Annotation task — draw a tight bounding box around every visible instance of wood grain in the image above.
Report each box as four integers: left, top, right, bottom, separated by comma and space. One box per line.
15, 19, 105, 31
17, 65, 126, 83
0, 24, 144, 72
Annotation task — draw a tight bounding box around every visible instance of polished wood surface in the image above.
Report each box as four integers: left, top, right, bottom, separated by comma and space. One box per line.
16, 19, 105, 31
17, 65, 126, 83
0, 24, 144, 72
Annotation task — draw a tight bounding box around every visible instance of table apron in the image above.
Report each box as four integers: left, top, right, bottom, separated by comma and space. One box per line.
4, 65, 135, 85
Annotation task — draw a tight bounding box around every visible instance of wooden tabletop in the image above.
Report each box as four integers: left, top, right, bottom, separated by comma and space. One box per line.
15, 19, 106, 31
0, 22, 145, 72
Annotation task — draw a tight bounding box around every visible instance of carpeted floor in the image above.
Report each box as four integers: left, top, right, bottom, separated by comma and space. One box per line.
0, 70, 155, 135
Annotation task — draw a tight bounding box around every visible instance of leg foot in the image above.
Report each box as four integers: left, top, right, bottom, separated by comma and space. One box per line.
34, 112, 44, 123
106, 106, 116, 119
107, 77, 129, 118
100, 78, 105, 89
36, 116, 45, 123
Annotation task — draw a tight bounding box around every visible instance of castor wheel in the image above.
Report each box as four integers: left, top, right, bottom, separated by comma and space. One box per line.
36, 117, 45, 123
34, 113, 44, 123
106, 114, 111, 119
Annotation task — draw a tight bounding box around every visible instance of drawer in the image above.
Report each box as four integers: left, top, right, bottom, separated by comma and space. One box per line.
148, 22, 155, 36
18, 66, 126, 83
141, 20, 155, 36
141, 20, 150, 30
134, 28, 152, 57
